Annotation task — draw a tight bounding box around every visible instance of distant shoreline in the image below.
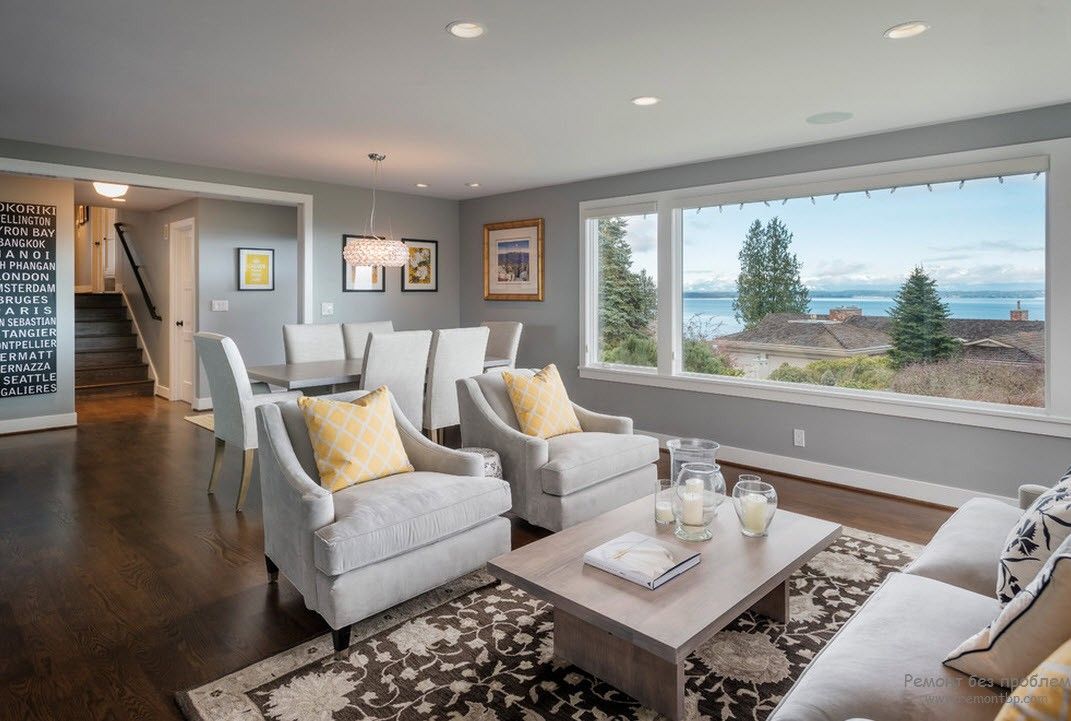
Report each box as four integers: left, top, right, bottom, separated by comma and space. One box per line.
683, 289, 1045, 300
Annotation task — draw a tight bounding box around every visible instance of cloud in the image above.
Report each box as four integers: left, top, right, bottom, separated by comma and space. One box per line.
923, 253, 971, 262
683, 273, 737, 292
931, 240, 1043, 253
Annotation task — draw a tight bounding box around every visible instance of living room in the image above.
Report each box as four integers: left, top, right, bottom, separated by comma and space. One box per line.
1, 3, 1069, 720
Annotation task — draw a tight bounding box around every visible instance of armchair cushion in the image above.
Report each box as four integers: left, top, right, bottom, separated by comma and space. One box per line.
541, 432, 659, 497
313, 471, 511, 575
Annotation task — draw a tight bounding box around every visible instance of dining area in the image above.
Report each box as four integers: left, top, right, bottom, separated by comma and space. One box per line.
193, 320, 523, 510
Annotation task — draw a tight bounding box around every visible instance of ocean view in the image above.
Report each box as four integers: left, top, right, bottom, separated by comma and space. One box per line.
683, 294, 1045, 336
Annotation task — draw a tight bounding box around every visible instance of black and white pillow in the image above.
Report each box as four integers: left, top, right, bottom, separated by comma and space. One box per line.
996, 472, 1071, 605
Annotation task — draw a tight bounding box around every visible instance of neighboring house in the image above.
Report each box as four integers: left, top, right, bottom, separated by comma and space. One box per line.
717, 306, 1044, 379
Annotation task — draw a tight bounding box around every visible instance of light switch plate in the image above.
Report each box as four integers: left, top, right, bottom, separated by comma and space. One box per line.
211, 300, 228, 312
321, 302, 334, 316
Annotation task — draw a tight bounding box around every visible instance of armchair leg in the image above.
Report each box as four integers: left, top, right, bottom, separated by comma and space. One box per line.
235, 449, 255, 513
331, 624, 352, 653
265, 555, 279, 583
208, 438, 225, 495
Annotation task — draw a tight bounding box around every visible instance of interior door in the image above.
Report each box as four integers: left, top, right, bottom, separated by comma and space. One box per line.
171, 220, 196, 404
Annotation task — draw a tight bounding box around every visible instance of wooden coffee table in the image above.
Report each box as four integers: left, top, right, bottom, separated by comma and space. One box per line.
488, 496, 841, 720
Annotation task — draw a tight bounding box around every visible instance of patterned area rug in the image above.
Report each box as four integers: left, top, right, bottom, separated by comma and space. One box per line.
184, 413, 214, 432
178, 528, 921, 721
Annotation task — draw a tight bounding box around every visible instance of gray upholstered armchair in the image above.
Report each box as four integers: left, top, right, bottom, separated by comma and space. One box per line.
255, 390, 511, 652
457, 370, 658, 531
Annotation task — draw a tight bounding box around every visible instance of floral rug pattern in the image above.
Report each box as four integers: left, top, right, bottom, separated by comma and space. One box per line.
178, 529, 920, 721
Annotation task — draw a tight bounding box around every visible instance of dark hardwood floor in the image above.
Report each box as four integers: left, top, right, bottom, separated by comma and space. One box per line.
0, 395, 952, 720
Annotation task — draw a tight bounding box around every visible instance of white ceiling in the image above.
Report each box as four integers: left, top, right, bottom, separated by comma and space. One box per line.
1, 1, 1069, 199
72, 180, 196, 212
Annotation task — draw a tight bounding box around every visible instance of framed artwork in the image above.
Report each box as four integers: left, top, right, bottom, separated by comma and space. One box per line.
237, 247, 274, 290
342, 235, 385, 292
401, 238, 438, 292
484, 218, 544, 301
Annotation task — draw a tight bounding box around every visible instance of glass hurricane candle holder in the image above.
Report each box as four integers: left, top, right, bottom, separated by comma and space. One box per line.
732, 475, 778, 537
672, 462, 725, 541
666, 438, 720, 490
654, 478, 675, 525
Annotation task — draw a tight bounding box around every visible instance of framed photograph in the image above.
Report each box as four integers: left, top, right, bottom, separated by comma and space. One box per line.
401, 239, 438, 292
484, 218, 544, 301
342, 235, 385, 292
237, 247, 274, 290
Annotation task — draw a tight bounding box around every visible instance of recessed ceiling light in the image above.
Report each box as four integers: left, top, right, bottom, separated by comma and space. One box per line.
415, 183, 429, 188
806, 111, 854, 125
465, 182, 481, 188
446, 21, 485, 39
112, 198, 126, 203
884, 21, 929, 39
93, 181, 129, 198
631, 96, 661, 107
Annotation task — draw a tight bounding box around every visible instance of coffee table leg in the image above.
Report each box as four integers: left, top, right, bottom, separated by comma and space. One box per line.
553, 607, 684, 720
750, 579, 790, 623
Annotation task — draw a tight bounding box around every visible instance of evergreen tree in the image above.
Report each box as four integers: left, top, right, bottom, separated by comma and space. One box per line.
733, 217, 810, 327
887, 266, 959, 367
598, 217, 657, 353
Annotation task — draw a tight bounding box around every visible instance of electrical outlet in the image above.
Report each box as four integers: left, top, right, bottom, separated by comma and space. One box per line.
793, 429, 806, 447
321, 302, 334, 316
210, 300, 228, 312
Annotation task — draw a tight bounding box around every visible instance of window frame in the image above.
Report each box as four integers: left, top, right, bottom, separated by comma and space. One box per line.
578, 140, 1071, 438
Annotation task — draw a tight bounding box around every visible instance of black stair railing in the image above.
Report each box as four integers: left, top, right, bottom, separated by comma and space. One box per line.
114, 222, 162, 321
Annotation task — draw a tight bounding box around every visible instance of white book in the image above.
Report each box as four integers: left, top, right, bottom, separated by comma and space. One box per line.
583, 532, 701, 590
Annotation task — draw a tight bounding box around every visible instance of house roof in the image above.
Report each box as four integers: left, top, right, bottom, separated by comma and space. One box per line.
718, 313, 1045, 363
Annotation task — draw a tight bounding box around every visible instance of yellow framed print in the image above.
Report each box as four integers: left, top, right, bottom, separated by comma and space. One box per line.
237, 247, 274, 291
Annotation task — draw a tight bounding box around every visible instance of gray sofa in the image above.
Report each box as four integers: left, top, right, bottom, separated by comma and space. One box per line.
769, 485, 1048, 721
457, 370, 659, 531
255, 390, 512, 652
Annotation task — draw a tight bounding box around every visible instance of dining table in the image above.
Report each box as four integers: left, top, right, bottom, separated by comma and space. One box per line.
247, 355, 513, 391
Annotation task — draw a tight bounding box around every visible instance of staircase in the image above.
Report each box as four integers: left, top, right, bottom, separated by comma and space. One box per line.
75, 293, 154, 398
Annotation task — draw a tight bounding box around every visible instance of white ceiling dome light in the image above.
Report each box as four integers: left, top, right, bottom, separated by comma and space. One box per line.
630, 96, 661, 107
884, 21, 929, 39
341, 153, 409, 268
446, 21, 485, 39
92, 182, 129, 198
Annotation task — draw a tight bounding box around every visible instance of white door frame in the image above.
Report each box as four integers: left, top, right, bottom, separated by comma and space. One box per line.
0, 156, 315, 321
168, 217, 196, 402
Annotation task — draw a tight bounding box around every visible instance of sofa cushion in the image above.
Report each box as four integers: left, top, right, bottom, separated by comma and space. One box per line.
541, 432, 658, 496
769, 572, 1003, 721
945, 535, 1071, 687
904, 497, 1022, 597
313, 472, 511, 575
997, 472, 1071, 604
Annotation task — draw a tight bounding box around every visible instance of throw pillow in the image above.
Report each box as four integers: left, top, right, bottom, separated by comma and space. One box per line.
298, 387, 413, 492
503, 364, 582, 439
945, 534, 1071, 687
997, 471, 1071, 604
994, 638, 1071, 721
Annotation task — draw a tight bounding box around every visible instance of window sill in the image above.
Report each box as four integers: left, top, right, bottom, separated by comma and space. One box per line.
578, 364, 1071, 439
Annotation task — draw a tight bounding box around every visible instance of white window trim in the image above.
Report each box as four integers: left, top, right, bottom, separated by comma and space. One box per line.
579, 139, 1071, 438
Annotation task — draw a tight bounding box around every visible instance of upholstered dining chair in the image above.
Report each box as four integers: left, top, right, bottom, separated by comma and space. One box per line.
457, 369, 658, 531
342, 321, 394, 360
481, 321, 523, 369
282, 323, 345, 363
194, 333, 302, 511
360, 330, 432, 428
424, 326, 490, 444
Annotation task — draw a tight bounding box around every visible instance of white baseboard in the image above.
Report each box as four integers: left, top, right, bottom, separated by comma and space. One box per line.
192, 397, 213, 411
637, 429, 1016, 509
0, 412, 78, 435
154, 384, 170, 399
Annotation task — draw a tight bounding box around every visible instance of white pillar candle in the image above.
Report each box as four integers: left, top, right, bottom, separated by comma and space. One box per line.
681, 477, 705, 526
741, 492, 769, 534
655, 500, 674, 523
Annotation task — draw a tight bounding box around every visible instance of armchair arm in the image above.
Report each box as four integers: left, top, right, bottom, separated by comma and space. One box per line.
390, 395, 484, 476
255, 403, 334, 604
572, 403, 632, 434
241, 390, 303, 449
1019, 483, 1050, 510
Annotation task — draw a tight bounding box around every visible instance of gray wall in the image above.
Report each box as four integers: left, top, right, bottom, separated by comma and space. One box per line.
0, 175, 74, 425
459, 103, 1071, 499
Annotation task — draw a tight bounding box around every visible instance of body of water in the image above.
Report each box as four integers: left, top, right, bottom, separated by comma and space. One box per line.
683, 295, 1045, 336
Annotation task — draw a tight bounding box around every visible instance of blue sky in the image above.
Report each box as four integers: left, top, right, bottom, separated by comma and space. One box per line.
620, 173, 1046, 293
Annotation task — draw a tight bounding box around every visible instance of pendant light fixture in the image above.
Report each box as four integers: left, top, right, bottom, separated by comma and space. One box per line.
342, 153, 409, 268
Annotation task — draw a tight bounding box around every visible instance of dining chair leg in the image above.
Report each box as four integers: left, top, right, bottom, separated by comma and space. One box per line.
208, 438, 225, 495
235, 449, 255, 513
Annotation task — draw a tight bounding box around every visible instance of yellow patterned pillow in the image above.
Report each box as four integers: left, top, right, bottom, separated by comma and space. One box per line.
298, 387, 413, 492
503, 364, 582, 439
995, 638, 1071, 721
